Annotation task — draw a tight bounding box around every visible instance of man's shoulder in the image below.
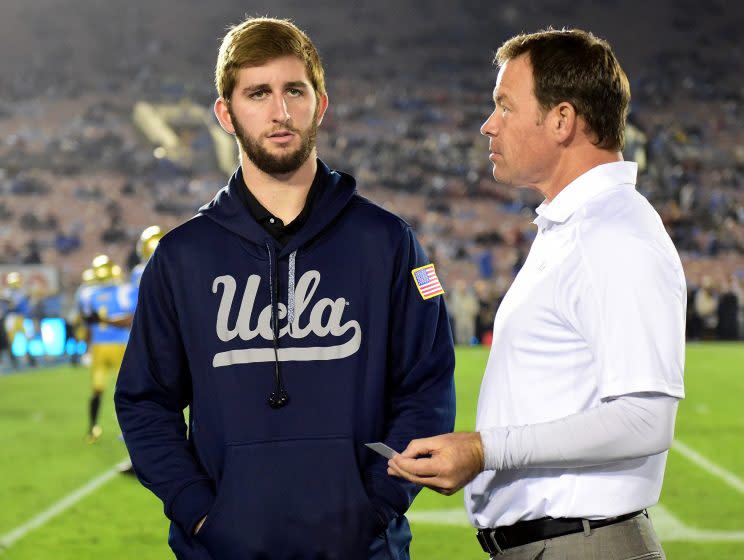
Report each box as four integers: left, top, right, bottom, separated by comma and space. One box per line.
138, 215, 225, 277
345, 194, 411, 235
575, 189, 682, 279
156, 214, 217, 250
578, 187, 662, 241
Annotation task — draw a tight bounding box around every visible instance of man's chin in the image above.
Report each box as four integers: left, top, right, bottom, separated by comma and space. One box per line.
248, 152, 310, 175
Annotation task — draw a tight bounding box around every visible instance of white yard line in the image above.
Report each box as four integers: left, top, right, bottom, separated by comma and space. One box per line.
672, 439, 744, 495
0, 459, 129, 552
650, 504, 744, 542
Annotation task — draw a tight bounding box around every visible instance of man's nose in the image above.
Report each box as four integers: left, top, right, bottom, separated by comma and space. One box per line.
271, 95, 290, 123
480, 110, 498, 137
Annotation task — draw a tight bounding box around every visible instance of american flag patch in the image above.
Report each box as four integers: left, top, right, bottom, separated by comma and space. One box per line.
411, 263, 445, 300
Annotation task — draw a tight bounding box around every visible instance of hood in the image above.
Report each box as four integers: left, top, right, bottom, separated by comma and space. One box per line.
198, 159, 357, 259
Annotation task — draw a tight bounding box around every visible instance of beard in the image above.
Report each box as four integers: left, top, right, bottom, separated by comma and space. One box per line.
229, 105, 319, 175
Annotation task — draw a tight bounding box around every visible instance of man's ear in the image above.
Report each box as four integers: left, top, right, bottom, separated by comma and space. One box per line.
315, 94, 329, 126
214, 97, 235, 135
552, 101, 577, 144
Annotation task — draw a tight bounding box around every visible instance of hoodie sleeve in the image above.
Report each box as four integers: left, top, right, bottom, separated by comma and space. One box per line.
365, 226, 456, 525
114, 248, 215, 534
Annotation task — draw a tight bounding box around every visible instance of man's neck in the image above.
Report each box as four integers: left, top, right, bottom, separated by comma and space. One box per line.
540, 148, 623, 202
240, 152, 318, 224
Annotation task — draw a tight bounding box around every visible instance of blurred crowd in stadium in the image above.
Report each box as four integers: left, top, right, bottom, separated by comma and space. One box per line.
1, 1, 743, 369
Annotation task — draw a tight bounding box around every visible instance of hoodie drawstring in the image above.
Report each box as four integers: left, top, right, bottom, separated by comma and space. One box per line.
287, 250, 297, 330
266, 242, 289, 409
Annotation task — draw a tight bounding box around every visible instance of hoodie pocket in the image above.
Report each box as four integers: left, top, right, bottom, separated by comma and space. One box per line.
195, 436, 381, 560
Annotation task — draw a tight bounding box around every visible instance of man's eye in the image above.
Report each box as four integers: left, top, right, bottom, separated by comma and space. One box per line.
287, 88, 303, 97
250, 90, 268, 99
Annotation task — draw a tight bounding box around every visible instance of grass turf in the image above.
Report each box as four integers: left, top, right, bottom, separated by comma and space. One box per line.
0, 343, 742, 559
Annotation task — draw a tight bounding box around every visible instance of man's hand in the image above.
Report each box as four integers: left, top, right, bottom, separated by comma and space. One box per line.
387, 432, 484, 495
83, 310, 101, 325
105, 314, 134, 328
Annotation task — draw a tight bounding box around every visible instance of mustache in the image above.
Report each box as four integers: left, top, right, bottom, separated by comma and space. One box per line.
267, 124, 301, 135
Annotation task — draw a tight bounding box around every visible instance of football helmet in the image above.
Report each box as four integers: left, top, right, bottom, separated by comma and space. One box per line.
6, 271, 22, 289
81, 268, 97, 285
91, 255, 122, 283
136, 225, 163, 261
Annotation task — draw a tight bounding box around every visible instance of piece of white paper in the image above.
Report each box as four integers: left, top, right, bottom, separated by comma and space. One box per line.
364, 442, 398, 459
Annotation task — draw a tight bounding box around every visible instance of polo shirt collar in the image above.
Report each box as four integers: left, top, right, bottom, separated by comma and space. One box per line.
533, 161, 638, 228
233, 164, 323, 246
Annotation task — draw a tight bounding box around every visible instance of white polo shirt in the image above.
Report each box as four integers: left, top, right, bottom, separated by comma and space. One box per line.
465, 161, 686, 527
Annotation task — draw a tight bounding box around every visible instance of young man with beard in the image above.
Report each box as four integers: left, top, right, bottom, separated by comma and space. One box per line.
114, 17, 455, 560
389, 29, 684, 559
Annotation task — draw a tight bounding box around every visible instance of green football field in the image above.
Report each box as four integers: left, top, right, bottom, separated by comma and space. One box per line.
0, 343, 742, 559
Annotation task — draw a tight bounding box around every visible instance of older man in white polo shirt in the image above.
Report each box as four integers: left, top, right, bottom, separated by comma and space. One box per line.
388, 28, 685, 559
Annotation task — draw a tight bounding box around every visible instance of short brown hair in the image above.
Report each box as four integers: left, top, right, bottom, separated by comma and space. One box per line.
215, 17, 326, 101
495, 28, 630, 151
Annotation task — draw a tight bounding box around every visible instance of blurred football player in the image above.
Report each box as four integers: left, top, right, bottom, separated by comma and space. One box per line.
0, 284, 18, 369
2, 271, 36, 368
77, 256, 135, 442
69, 268, 97, 366
131, 225, 163, 288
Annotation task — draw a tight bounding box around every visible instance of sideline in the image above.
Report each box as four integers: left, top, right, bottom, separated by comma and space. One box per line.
0, 361, 75, 377
0, 459, 129, 552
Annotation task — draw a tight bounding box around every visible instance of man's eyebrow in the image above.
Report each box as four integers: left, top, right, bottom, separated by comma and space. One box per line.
494, 92, 511, 105
240, 81, 309, 94
240, 83, 270, 95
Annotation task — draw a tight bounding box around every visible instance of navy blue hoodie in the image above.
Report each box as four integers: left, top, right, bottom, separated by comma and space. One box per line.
115, 160, 456, 559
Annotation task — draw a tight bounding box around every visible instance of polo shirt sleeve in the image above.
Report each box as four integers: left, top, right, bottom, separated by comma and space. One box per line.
561, 217, 686, 400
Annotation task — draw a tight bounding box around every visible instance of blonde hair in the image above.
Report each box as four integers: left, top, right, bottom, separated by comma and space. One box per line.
215, 16, 326, 101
